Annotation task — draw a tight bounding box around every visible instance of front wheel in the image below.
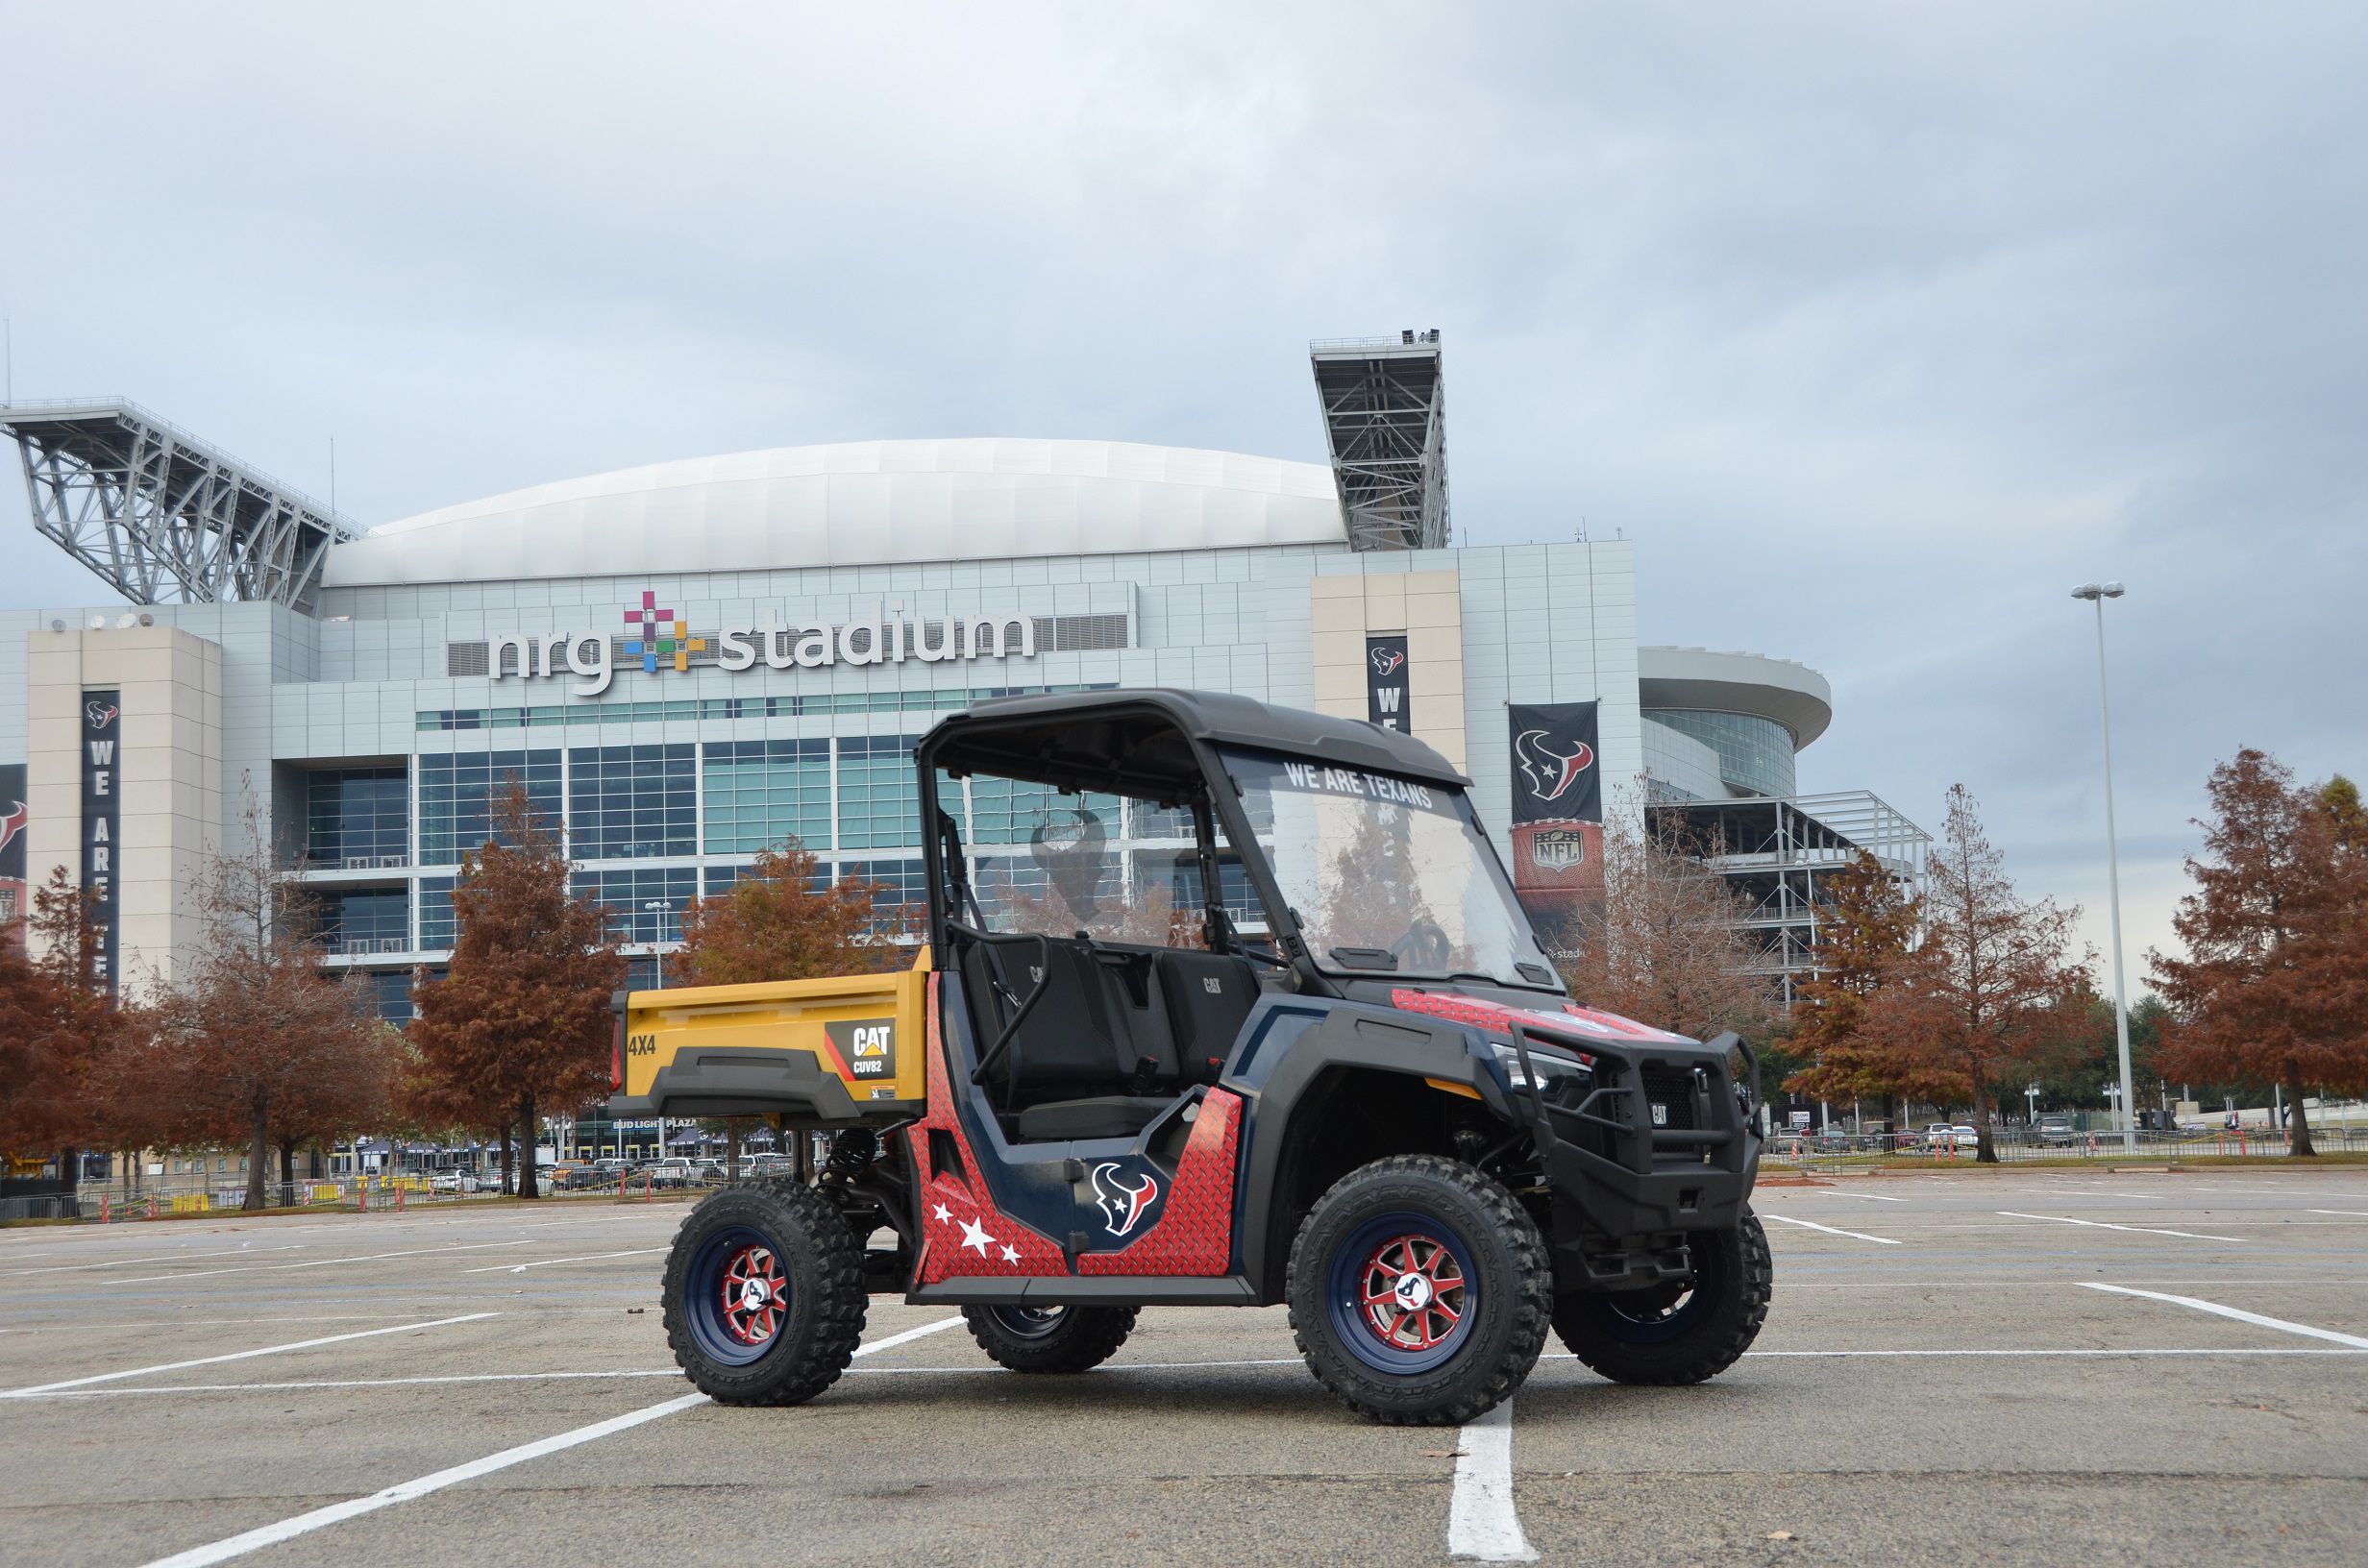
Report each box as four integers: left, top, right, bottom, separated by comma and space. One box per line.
1553, 1211, 1771, 1385
663, 1180, 867, 1406
1287, 1154, 1552, 1425
961, 1303, 1139, 1373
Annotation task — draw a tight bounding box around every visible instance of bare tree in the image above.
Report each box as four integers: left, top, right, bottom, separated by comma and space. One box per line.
145, 791, 396, 1211
1558, 813, 1776, 1042
1917, 785, 2090, 1163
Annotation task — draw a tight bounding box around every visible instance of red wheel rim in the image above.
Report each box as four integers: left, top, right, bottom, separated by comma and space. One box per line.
1357, 1232, 1467, 1353
719, 1242, 787, 1345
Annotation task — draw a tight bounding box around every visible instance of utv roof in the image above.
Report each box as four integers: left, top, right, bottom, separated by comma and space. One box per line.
922, 687, 1470, 798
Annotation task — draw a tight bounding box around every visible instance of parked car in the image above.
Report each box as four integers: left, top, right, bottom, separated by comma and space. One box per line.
1951, 1123, 1984, 1152
2035, 1112, 2079, 1146
429, 1171, 482, 1194
640, 1157, 706, 1188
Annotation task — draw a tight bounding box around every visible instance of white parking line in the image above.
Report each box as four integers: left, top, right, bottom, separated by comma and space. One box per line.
1996, 1211, 2242, 1242
459, 1247, 667, 1274
1760, 1213, 1901, 1244
0, 1244, 307, 1279
111, 1238, 547, 1284
0, 1313, 498, 1398
1795, 1189, 1910, 1202
1447, 1400, 1535, 1562
2080, 1284, 2368, 1348
132, 1314, 967, 1568
2307, 1210, 2368, 1218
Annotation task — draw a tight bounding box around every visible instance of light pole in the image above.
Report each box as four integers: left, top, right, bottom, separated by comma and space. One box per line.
643, 898, 671, 1160
2073, 581, 2137, 1153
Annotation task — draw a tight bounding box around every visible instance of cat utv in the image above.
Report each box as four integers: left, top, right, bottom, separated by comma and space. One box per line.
614, 689, 1767, 1424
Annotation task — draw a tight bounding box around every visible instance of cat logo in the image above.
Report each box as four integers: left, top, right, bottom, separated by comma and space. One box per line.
825, 1017, 899, 1080
1202, 976, 1224, 995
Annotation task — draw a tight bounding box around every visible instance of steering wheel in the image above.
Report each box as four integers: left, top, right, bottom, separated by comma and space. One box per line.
1389, 919, 1452, 971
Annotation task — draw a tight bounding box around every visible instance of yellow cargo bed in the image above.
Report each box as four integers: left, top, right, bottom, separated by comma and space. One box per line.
609, 952, 928, 1124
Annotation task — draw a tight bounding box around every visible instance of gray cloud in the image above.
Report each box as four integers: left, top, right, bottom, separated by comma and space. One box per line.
3, 1, 2361, 977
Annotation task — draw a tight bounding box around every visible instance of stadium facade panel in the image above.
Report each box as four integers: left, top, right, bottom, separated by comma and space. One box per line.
0, 439, 1829, 1016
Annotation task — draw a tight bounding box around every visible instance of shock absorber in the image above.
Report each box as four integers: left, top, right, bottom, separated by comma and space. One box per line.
820, 1126, 878, 1188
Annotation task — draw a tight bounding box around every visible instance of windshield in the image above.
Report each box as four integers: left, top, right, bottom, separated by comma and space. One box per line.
1221, 748, 1556, 987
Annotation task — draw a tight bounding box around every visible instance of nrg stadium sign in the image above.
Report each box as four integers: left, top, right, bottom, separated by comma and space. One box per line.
486, 592, 1042, 697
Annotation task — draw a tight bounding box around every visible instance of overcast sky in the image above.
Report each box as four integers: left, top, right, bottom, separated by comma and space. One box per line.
4, 3, 2362, 987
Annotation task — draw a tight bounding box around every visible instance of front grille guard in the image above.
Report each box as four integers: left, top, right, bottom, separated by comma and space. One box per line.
1505, 1020, 1757, 1179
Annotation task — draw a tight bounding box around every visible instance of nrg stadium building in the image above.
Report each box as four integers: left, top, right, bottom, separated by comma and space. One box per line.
0, 335, 1922, 1074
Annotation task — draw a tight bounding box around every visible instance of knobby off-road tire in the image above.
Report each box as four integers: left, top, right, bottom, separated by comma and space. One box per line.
1287, 1154, 1552, 1426
664, 1179, 867, 1406
962, 1303, 1140, 1373
1552, 1210, 1771, 1385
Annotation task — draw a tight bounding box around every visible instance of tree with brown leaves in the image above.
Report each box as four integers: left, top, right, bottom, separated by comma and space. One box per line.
0, 870, 122, 1179
140, 797, 397, 1211
1559, 814, 1776, 1043
1780, 850, 1953, 1125
2151, 752, 2368, 1157
1916, 785, 2091, 1163
408, 785, 624, 1199
675, 841, 885, 985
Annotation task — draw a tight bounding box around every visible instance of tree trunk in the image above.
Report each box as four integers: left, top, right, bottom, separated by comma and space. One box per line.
243, 1100, 270, 1212
1973, 1079, 1999, 1164
2286, 1067, 2316, 1157
519, 1094, 540, 1200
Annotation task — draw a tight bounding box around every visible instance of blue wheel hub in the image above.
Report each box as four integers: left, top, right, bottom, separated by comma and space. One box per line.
1327, 1210, 1478, 1376
686, 1223, 793, 1367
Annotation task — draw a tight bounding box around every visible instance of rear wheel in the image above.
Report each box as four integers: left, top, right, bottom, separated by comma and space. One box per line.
664, 1180, 866, 1406
962, 1303, 1139, 1373
1553, 1211, 1771, 1384
1287, 1155, 1551, 1425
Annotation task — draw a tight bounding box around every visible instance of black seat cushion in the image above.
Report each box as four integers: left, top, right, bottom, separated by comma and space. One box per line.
1154, 950, 1261, 1083
1011, 1095, 1173, 1142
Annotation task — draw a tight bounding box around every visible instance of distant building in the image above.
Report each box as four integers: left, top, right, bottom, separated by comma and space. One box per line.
1640, 647, 1927, 1007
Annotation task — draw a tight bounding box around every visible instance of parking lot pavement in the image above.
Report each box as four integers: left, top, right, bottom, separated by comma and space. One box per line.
2, 1170, 2364, 1567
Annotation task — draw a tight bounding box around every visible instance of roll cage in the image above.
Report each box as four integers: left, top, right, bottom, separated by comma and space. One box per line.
912, 686, 1507, 1000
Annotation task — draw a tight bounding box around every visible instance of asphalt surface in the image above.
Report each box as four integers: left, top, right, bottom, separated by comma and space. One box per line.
3, 1169, 2365, 1567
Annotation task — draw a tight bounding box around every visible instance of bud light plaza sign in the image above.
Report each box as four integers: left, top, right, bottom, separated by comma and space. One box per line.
486, 592, 1042, 697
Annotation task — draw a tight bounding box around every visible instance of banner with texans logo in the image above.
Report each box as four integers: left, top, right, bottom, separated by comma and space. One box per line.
1508, 702, 1600, 823
1365, 635, 1411, 732
1506, 701, 1603, 933
81, 692, 120, 992
0, 762, 26, 943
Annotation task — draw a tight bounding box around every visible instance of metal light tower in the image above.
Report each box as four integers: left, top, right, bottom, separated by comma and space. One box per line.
2073, 582, 2136, 1152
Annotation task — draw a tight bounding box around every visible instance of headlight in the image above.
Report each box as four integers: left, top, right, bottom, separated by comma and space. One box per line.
1490, 1041, 1593, 1109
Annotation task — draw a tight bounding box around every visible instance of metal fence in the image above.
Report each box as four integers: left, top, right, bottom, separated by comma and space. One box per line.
1764, 1122, 2368, 1171
0, 1172, 661, 1224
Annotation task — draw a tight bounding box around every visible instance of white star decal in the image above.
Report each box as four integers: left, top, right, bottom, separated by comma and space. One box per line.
999, 1243, 1020, 1264
931, 1202, 951, 1223
959, 1216, 995, 1256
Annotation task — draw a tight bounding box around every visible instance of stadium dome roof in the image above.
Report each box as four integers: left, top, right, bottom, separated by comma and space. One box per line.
322, 438, 1346, 587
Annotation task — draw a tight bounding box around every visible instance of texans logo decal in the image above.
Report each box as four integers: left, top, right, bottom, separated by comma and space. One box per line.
0, 799, 25, 854
1090, 1162, 1161, 1237
1515, 728, 1594, 803
85, 701, 119, 730
1369, 646, 1405, 677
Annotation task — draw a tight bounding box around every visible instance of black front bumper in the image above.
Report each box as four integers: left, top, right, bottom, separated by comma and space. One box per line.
1503, 1023, 1763, 1279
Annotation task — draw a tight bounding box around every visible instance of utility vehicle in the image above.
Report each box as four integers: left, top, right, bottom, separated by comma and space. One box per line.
613, 689, 1768, 1424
